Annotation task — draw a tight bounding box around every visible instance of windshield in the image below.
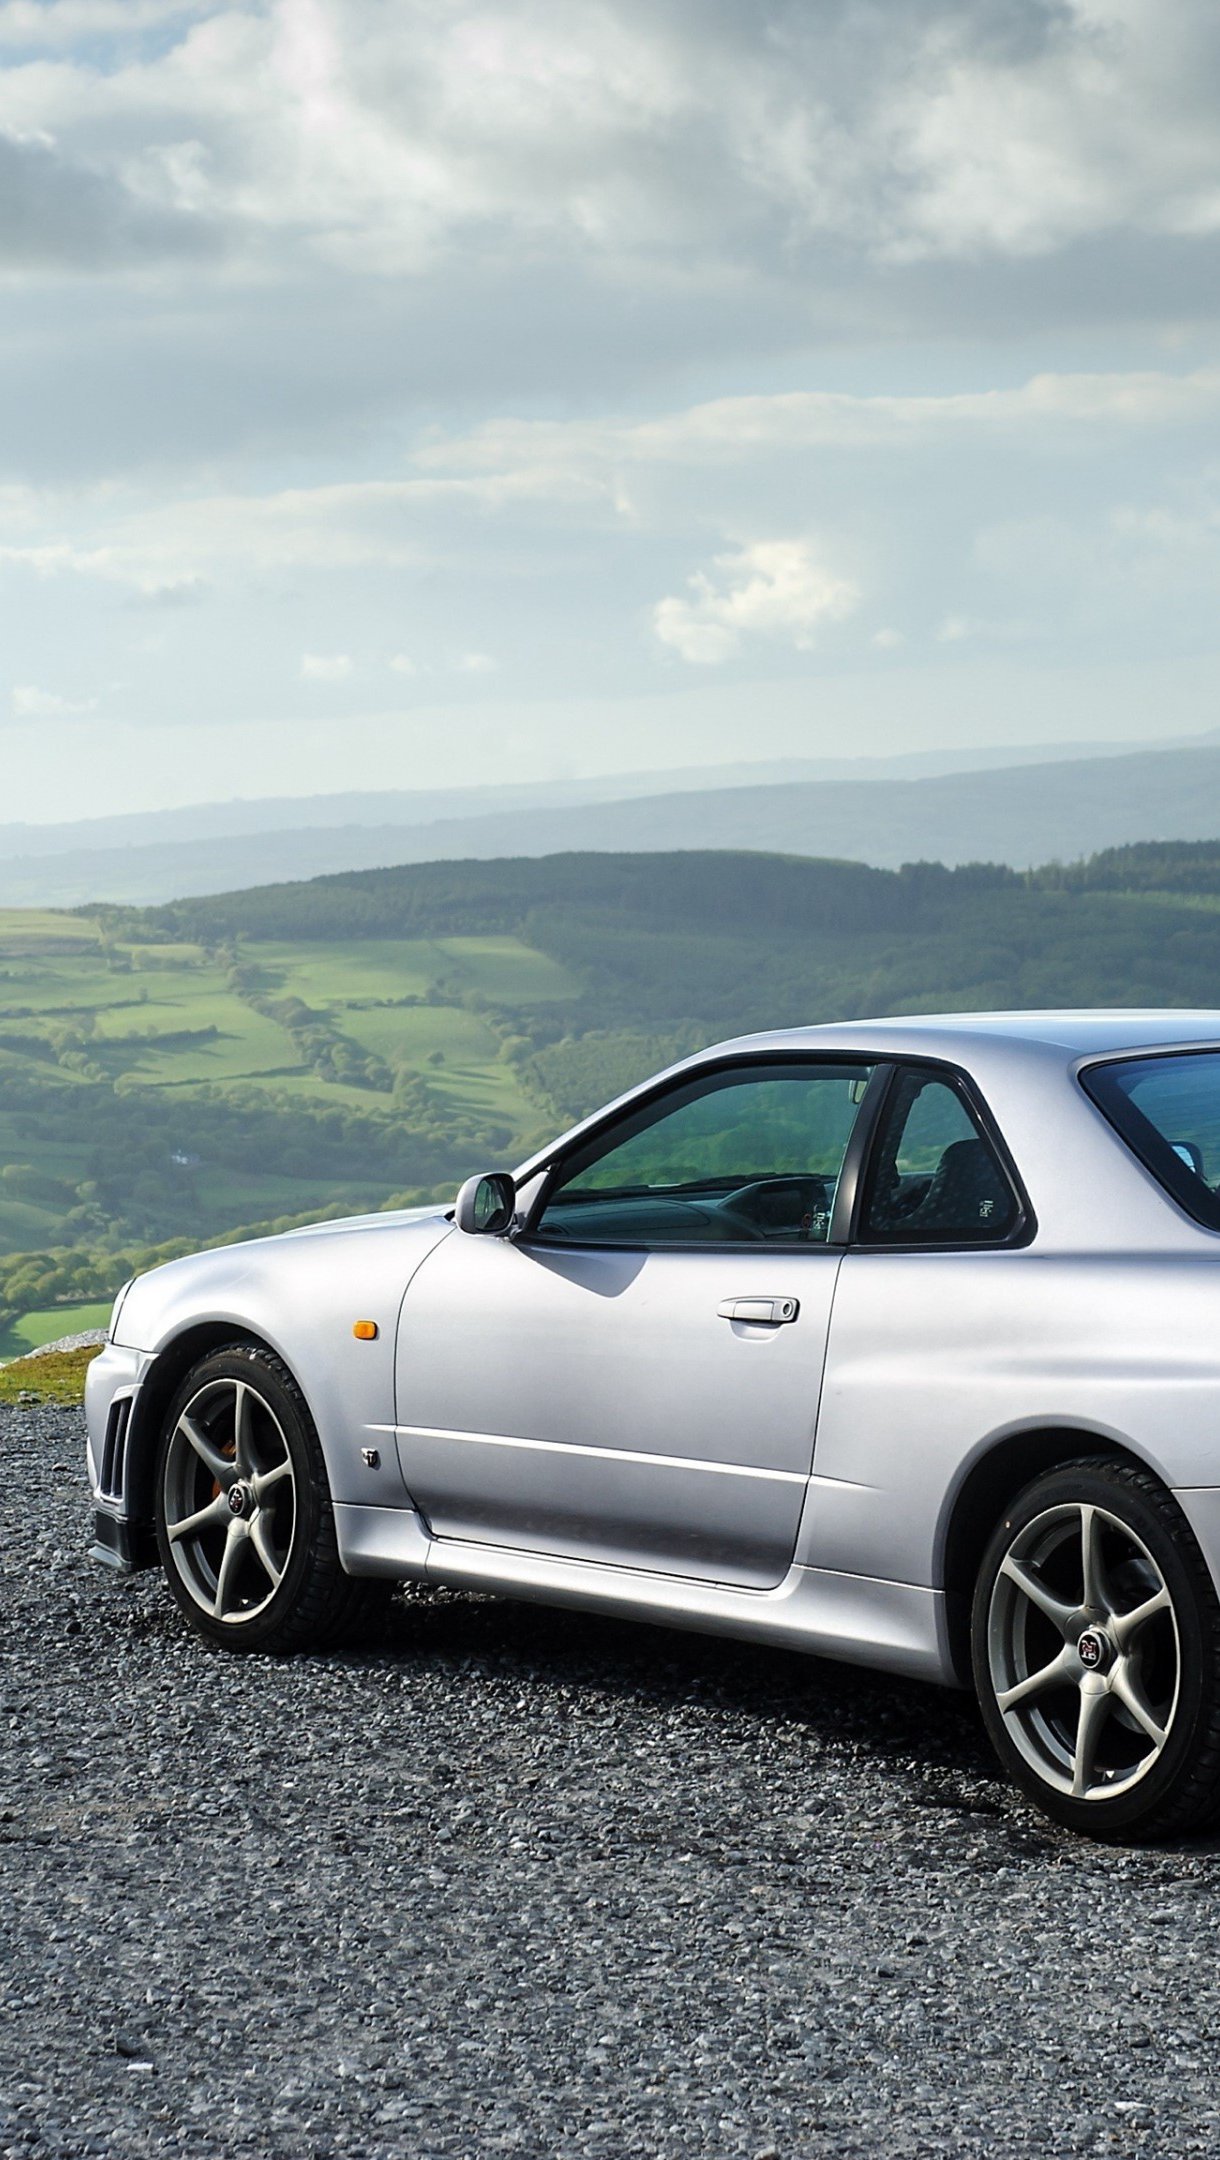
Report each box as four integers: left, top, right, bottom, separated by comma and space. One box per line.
1081, 1050, 1220, 1231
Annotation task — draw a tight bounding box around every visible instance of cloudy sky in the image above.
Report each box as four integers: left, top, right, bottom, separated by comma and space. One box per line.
3, 0, 1220, 821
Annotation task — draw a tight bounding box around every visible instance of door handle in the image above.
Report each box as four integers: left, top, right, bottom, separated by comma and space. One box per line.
717, 1296, 800, 1326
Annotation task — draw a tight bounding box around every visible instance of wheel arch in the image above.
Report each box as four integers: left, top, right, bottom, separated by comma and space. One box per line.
126, 1322, 287, 1531
940, 1423, 1156, 1684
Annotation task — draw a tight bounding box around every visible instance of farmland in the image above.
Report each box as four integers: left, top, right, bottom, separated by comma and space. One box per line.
0, 905, 581, 1349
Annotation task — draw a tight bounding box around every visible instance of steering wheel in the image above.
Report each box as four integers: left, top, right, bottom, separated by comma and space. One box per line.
714, 1175, 831, 1239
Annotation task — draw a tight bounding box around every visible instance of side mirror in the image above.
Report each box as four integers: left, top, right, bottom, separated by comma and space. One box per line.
454, 1171, 517, 1237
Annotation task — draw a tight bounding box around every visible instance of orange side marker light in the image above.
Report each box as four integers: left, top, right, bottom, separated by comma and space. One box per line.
353, 1320, 379, 1341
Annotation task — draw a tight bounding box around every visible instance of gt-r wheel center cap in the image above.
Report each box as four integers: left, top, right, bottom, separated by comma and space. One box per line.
1076, 1626, 1114, 1673
227, 1480, 254, 1518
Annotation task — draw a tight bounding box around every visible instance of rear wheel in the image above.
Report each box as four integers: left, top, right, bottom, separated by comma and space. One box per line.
972, 1458, 1220, 1839
154, 1343, 382, 1653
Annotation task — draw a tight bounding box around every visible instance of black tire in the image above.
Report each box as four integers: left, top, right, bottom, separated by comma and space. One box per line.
972, 1457, 1220, 1840
153, 1342, 386, 1654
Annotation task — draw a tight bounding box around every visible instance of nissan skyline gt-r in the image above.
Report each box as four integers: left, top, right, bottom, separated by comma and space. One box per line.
85, 1011, 1220, 1838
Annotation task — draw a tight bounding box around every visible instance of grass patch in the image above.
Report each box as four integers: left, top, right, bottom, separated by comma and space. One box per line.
0, 1343, 100, 1405
252, 937, 445, 1004
0, 1301, 112, 1361
0, 909, 102, 954
431, 936, 579, 1002
98, 1007, 299, 1085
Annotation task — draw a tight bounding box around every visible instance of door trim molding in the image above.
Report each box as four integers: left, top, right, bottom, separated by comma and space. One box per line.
385, 1421, 808, 1484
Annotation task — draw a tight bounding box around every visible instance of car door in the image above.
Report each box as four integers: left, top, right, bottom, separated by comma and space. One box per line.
393, 1056, 879, 1590
809, 1062, 1034, 1588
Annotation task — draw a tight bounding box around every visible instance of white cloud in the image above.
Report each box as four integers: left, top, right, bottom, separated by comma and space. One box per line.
872, 0, 1220, 262
416, 367, 1220, 499
455, 651, 496, 674
654, 540, 859, 666
0, 361, 1210, 623
0, 1, 202, 44
0, 124, 216, 271
872, 626, 906, 649
1, 0, 1219, 285
299, 651, 352, 681
0, 361, 1214, 644
125, 575, 209, 608
11, 680, 96, 715
388, 652, 416, 674
935, 614, 1035, 645
0, 476, 444, 592
1109, 501, 1220, 550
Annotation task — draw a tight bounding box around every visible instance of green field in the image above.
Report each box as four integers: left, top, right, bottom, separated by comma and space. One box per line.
0, 1300, 111, 1362
0, 914, 568, 1104
0, 904, 582, 1337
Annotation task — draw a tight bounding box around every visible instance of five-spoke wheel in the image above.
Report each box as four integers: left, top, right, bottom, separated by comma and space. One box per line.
973, 1460, 1220, 1838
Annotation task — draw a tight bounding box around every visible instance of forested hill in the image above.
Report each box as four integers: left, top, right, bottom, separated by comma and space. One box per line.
137, 838, 1220, 943
121, 840, 1220, 1042
144, 850, 901, 943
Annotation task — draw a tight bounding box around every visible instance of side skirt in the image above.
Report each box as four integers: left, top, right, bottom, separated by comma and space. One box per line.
332, 1501, 957, 1687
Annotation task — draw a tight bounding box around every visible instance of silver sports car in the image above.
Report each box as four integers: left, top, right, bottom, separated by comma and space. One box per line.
86, 1011, 1220, 1838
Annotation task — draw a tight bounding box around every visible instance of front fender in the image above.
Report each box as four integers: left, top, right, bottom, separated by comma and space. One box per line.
94, 1210, 452, 1544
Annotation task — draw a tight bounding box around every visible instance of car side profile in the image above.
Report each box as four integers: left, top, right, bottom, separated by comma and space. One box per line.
86, 1011, 1220, 1838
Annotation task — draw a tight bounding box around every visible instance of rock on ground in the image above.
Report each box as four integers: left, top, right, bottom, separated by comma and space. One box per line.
22, 1331, 108, 1361
2, 1401, 1219, 2159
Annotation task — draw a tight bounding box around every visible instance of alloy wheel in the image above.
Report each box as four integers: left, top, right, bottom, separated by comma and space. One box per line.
985, 1499, 1180, 1803
161, 1376, 298, 1626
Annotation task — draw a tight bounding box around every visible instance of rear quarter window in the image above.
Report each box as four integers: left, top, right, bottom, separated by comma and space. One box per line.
858, 1068, 1021, 1246
1080, 1050, 1220, 1231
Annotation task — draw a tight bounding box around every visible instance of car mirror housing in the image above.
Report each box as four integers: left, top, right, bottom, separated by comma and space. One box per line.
454, 1171, 518, 1237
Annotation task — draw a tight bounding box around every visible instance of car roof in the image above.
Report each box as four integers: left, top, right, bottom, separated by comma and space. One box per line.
713, 1010, 1220, 1064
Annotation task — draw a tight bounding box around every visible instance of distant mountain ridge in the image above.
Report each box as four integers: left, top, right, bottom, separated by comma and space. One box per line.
0, 732, 1169, 860
5, 733, 1220, 907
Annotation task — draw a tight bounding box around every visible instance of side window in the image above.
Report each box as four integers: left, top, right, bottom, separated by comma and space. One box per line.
859, 1070, 1019, 1246
533, 1061, 875, 1247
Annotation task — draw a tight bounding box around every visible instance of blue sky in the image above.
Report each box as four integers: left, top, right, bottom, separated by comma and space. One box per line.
2, 0, 1220, 820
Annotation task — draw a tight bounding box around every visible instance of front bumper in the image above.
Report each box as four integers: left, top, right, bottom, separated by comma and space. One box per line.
85, 1341, 156, 1574
89, 1509, 157, 1574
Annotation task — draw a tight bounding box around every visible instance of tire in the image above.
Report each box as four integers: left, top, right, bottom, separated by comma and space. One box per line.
972, 1457, 1220, 1840
153, 1343, 384, 1654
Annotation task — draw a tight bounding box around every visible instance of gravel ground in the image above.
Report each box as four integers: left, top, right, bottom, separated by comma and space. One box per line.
3, 1404, 1220, 2160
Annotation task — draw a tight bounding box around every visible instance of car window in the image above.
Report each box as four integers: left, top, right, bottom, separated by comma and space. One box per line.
533, 1061, 875, 1247
859, 1070, 1019, 1245
1080, 1050, 1220, 1231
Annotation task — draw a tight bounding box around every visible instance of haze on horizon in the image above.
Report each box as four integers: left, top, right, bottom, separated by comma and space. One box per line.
3, 0, 1220, 824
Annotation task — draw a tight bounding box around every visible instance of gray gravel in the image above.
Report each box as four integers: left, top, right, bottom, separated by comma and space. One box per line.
4, 1403, 1220, 2160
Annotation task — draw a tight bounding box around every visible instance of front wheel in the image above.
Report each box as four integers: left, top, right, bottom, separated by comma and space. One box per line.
154, 1343, 380, 1653
972, 1458, 1220, 1839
